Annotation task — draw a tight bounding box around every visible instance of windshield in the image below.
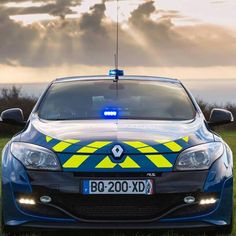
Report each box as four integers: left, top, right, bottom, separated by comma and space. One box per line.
38, 79, 196, 121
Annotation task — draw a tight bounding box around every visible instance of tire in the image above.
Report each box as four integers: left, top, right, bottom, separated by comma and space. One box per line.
2, 211, 21, 236
218, 217, 233, 235
2, 226, 23, 236
207, 215, 233, 236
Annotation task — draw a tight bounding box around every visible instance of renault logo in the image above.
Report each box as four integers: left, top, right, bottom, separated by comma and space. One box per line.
111, 145, 124, 160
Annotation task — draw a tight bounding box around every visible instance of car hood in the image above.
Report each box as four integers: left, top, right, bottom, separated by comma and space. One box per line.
20, 116, 214, 173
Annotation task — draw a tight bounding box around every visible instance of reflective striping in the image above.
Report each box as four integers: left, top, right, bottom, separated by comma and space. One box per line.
164, 142, 183, 152
96, 156, 117, 168
77, 141, 111, 153
124, 141, 173, 168
138, 146, 158, 153
47, 137, 80, 152
43, 135, 189, 170
65, 139, 80, 144
155, 136, 190, 152
53, 141, 74, 152
124, 141, 158, 153
155, 139, 170, 144
119, 156, 140, 168
46, 136, 53, 143
77, 146, 97, 153
62, 141, 112, 168
88, 141, 112, 149
123, 141, 148, 149
182, 136, 189, 142
63, 155, 89, 168
96, 156, 140, 169
146, 155, 173, 168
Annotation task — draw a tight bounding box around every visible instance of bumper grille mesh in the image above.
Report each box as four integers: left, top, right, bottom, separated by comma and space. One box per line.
17, 191, 216, 221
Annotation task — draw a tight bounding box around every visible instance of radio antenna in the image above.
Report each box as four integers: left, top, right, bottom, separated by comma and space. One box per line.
114, 0, 119, 82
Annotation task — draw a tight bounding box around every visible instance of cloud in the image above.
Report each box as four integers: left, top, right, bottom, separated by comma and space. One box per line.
0, 0, 82, 19
0, 8, 39, 66
0, 1, 236, 68
128, 1, 236, 67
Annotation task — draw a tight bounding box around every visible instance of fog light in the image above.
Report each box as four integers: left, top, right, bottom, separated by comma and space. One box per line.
184, 196, 196, 204
40, 196, 52, 204
200, 198, 217, 205
18, 198, 36, 205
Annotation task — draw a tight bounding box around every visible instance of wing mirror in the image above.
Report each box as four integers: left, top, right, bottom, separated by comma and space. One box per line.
0, 108, 26, 126
208, 108, 234, 127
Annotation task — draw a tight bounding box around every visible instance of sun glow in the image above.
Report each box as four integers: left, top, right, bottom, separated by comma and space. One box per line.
5, 0, 236, 29
105, 0, 145, 23
10, 14, 58, 25
5, 1, 52, 8
8, 0, 145, 26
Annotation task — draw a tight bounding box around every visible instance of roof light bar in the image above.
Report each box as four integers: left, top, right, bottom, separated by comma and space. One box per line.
104, 111, 117, 117
109, 69, 124, 77
102, 109, 119, 119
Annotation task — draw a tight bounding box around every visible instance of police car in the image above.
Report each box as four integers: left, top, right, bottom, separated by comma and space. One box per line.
1, 70, 234, 234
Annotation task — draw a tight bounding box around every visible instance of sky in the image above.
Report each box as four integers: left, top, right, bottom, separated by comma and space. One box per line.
0, 0, 236, 83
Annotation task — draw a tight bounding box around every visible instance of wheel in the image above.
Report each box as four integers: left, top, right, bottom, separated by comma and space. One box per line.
2, 211, 21, 236
206, 215, 233, 236
219, 210, 234, 235
3, 226, 26, 236
218, 218, 233, 235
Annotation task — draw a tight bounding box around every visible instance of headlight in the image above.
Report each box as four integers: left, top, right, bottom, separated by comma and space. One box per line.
11, 142, 61, 171
175, 142, 224, 171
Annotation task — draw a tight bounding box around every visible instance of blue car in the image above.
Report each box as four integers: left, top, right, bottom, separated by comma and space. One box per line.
1, 72, 234, 235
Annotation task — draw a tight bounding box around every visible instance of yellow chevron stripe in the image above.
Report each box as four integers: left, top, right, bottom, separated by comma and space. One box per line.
65, 139, 80, 144
182, 136, 189, 142
88, 141, 111, 148
119, 156, 140, 168
63, 155, 89, 168
46, 136, 53, 142
96, 156, 117, 168
123, 141, 148, 148
53, 141, 73, 152
138, 146, 158, 153
77, 146, 97, 153
164, 142, 182, 152
155, 139, 170, 144
146, 155, 173, 168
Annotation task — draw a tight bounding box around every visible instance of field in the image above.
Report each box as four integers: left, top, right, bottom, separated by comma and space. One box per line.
0, 132, 235, 236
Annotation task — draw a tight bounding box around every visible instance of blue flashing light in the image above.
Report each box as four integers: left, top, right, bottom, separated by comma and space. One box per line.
102, 108, 119, 119
104, 111, 117, 117
109, 69, 124, 77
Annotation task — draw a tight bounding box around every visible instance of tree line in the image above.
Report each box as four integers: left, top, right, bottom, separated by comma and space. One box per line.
0, 86, 235, 136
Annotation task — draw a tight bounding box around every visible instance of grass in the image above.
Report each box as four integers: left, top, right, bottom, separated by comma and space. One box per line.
0, 132, 235, 236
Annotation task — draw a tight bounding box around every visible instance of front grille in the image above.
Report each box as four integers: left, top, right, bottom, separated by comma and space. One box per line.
56, 194, 184, 220
166, 203, 215, 219
18, 171, 213, 221
16, 191, 217, 221
19, 203, 68, 219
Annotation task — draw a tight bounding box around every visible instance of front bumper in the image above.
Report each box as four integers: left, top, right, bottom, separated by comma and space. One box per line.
13, 221, 218, 231
2, 155, 233, 230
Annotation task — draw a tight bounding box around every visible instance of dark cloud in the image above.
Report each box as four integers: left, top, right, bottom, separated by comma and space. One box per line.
0, 0, 82, 19
0, 8, 39, 66
0, 1, 235, 68
128, 1, 236, 67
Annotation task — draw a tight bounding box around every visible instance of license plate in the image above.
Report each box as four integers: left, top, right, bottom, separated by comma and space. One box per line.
83, 179, 154, 195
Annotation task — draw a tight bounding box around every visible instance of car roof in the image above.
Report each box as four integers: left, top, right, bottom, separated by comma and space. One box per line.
55, 75, 180, 84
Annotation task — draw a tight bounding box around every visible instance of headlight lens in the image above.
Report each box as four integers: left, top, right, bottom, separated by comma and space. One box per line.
175, 142, 223, 171
11, 142, 61, 171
